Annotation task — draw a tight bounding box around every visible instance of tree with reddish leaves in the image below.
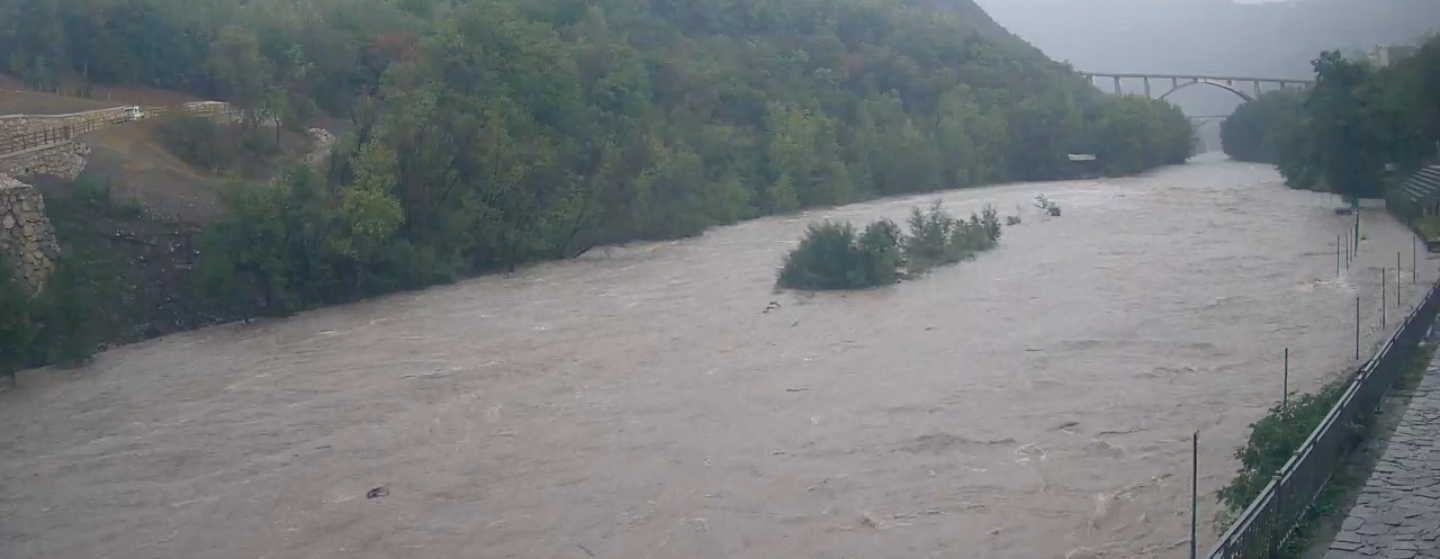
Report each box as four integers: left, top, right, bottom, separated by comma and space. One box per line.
360, 32, 419, 95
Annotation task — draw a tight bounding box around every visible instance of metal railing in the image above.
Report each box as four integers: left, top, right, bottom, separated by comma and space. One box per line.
1205, 279, 1440, 559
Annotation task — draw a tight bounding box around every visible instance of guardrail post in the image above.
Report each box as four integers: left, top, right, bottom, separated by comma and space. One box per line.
1191, 431, 1199, 559
1283, 348, 1289, 411
1356, 296, 1361, 360
1268, 473, 1284, 558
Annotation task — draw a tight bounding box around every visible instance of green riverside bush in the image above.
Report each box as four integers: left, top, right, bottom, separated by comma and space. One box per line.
0, 258, 35, 383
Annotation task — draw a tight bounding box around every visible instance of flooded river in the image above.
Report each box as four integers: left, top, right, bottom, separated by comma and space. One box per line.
2, 155, 1435, 559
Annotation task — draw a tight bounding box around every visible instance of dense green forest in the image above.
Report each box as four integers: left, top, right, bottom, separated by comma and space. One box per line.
0, 0, 1196, 374
1221, 36, 1440, 202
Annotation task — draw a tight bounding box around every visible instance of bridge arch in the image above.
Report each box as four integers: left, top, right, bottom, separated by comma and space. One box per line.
1159, 80, 1254, 103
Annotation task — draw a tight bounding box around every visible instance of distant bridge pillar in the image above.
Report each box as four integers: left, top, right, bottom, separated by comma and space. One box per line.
1113, 76, 1122, 94
1253, 81, 1262, 98
1143, 78, 1152, 98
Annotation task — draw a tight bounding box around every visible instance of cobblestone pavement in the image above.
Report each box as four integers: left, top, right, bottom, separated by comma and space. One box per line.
1325, 355, 1440, 559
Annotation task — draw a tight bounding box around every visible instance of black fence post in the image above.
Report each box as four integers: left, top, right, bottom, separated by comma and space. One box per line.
1268, 473, 1284, 558
1283, 348, 1289, 411
1191, 431, 1199, 559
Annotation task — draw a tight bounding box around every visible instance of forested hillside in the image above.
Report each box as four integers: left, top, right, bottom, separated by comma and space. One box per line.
0, 0, 1195, 370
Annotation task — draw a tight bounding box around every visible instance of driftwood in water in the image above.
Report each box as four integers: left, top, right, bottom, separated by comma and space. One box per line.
568, 245, 612, 259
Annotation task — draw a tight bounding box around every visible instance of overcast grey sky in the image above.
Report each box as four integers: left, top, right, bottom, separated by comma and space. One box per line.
970, 0, 1438, 77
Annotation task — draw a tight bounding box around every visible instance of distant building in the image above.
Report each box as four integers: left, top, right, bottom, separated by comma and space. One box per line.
1369, 44, 1419, 67
1068, 153, 1102, 179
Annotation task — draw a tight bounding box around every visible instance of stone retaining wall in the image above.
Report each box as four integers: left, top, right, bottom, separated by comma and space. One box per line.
0, 141, 91, 180
0, 107, 130, 137
0, 175, 60, 292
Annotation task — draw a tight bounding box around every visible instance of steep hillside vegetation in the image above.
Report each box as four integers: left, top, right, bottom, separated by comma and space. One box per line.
0, 0, 1196, 374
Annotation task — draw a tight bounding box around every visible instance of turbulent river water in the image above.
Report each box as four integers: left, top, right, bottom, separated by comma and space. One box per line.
2, 154, 1437, 559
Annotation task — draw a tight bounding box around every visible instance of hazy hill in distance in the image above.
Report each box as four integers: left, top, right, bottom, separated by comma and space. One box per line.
946, 0, 1438, 150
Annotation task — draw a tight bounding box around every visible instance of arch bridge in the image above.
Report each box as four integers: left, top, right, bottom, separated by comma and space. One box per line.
1078, 72, 1315, 102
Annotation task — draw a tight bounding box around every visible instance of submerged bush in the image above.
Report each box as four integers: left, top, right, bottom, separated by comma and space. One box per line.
776, 201, 1005, 290
903, 201, 1000, 274
0, 252, 112, 381
776, 220, 902, 290
1034, 194, 1061, 216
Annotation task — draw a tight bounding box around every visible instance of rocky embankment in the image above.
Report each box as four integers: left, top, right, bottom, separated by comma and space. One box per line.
0, 174, 60, 291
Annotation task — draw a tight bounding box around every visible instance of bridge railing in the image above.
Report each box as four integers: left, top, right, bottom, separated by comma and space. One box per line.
1204, 279, 1440, 559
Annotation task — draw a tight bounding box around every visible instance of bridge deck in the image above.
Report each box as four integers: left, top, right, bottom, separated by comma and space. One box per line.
1080, 72, 1314, 84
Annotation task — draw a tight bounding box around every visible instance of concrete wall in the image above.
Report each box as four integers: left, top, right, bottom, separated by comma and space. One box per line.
0, 141, 91, 181
0, 107, 130, 137
0, 175, 60, 292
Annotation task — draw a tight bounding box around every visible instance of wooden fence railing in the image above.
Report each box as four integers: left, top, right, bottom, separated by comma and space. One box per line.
0, 102, 236, 157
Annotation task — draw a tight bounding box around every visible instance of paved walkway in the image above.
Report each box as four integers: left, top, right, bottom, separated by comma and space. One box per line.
1325, 352, 1440, 559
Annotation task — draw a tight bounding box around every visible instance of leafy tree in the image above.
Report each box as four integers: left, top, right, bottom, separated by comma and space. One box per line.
328, 140, 405, 294
1307, 51, 1391, 202
1221, 90, 1306, 165
0, 258, 34, 382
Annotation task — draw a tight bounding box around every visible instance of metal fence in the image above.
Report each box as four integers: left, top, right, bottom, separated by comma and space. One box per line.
1204, 279, 1440, 559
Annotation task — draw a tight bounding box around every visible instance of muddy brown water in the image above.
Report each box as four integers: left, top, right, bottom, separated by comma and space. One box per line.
2, 155, 1436, 559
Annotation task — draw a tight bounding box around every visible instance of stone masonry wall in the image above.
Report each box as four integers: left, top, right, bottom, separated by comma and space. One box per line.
0, 141, 91, 180
0, 175, 60, 292
0, 107, 130, 137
